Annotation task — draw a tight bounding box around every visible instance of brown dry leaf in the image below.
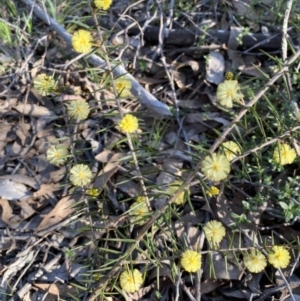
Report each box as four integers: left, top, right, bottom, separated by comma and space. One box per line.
172, 70, 186, 89
1, 174, 39, 189
15, 121, 31, 146
14, 103, 56, 118
33, 183, 59, 200
183, 58, 199, 74
0, 97, 18, 113
206, 51, 225, 84
50, 166, 67, 183
130, 285, 155, 301
34, 116, 56, 133
175, 57, 200, 75
0, 199, 22, 229
94, 152, 124, 194
0, 177, 31, 201
0, 198, 13, 224
16, 199, 36, 219
36, 192, 82, 233
34, 134, 58, 151
32, 154, 63, 184
11, 142, 32, 157
0, 123, 12, 153
33, 283, 78, 301
94, 149, 115, 163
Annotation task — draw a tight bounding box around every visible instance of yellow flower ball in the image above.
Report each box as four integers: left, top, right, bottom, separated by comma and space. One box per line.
201, 153, 230, 182
225, 71, 234, 80
114, 77, 132, 97
129, 201, 150, 225
34, 73, 56, 96
167, 180, 189, 205
273, 143, 297, 165
136, 196, 146, 203
119, 114, 139, 133
181, 249, 202, 273
219, 141, 242, 162
203, 220, 226, 245
67, 100, 90, 121
216, 80, 243, 108
72, 29, 93, 53
119, 269, 143, 293
243, 249, 267, 273
94, 0, 112, 10
205, 186, 219, 197
70, 164, 93, 186
268, 246, 291, 269
46, 145, 69, 166
86, 188, 99, 197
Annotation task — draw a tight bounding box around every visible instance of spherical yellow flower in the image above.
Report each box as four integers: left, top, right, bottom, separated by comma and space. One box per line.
119, 114, 139, 133
67, 100, 90, 121
219, 141, 242, 162
273, 143, 297, 165
46, 145, 69, 166
203, 220, 226, 245
268, 246, 291, 269
201, 153, 230, 182
72, 29, 93, 53
86, 188, 99, 197
216, 80, 243, 108
243, 249, 267, 273
181, 250, 202, 273
225, 71, 234, 80
129, 201, 149, 225
119, 269, 143, 293
206, 186, 220, 197
70, 164, 93, 186
94, 0, 112, 10
167, 180, 189, 205
34, 73, 56, 96
114, 77, 132, 97
136, 196, 146, 203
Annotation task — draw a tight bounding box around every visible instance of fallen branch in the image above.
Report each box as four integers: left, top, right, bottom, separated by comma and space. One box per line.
20, 0, 172, 117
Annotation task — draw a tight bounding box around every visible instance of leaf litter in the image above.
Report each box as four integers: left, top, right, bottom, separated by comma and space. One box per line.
0, 0, 300, 300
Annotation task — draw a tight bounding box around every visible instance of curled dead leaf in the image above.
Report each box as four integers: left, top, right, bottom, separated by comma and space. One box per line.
14, 103, 56, 118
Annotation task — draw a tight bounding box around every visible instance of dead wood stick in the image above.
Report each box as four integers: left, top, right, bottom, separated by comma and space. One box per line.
86, 17, 289, 51
127, 25, 285, 51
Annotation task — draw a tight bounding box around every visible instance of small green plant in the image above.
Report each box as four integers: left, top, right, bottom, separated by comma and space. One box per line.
0, 21, 12, 45
237, 27, 251, 45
